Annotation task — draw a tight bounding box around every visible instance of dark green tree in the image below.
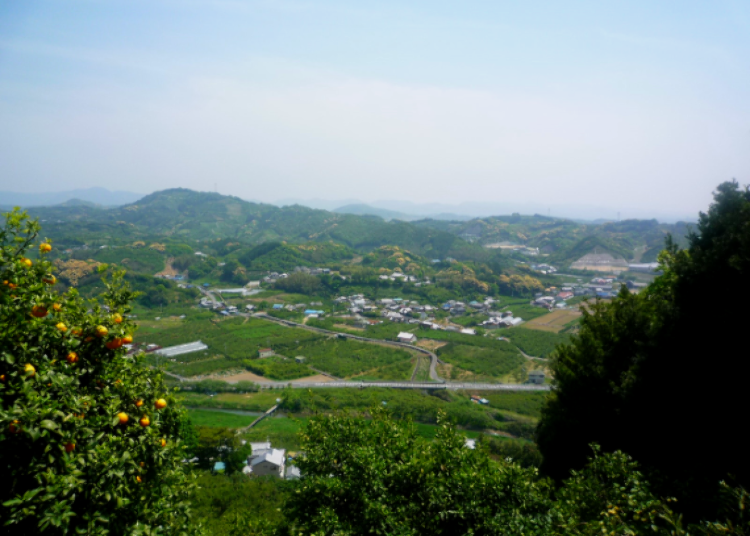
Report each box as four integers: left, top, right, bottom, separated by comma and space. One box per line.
537, 181, 750, 520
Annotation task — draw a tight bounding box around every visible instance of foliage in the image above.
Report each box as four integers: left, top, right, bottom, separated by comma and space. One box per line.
479, 435, 543, 468
0, 209, 196, 535
273, 272, 322, 295
280, 409, 686, 535
537, 181, 750, 521
193, 426, 239, 471
190, 472, 286, 536
186, 409, 258, 429
243, 356, 312, 381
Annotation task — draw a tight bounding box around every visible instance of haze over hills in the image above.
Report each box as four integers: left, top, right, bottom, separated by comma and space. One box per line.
0, 187, 145, 209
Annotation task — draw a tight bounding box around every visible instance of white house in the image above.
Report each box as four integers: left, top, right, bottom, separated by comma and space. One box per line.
248, 449, 286, 477
397, 332, 417, 344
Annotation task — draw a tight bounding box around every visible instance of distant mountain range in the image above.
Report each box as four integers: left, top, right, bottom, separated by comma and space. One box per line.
8, 187, 695, 266
0, 187, 145, 209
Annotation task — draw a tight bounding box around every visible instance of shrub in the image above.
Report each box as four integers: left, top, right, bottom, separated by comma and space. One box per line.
0, 210, 196, 535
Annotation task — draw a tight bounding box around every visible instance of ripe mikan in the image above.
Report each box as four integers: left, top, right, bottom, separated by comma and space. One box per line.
31, 305, 48, 318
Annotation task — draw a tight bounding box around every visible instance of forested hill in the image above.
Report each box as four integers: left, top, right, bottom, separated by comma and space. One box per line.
414, 214, 693, 264
22, 188, 500, 263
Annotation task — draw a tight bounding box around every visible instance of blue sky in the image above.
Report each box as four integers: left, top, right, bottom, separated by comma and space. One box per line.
1, 0, 749, 219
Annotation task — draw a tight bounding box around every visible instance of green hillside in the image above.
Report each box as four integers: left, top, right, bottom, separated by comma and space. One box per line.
25, 189, 499, 262
415, 214, 693, 266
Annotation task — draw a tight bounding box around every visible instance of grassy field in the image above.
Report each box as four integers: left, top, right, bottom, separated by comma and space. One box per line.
180, 391, 284, 412
240, 416, 310, 451
522, 309, 581, 333
187, 409, 258, 428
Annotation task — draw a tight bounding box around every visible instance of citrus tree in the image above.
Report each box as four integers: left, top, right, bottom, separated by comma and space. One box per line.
0, 210, 197, 535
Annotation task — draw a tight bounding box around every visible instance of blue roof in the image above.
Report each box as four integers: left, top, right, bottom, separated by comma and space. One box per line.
272, 304, 283, 309
304, 310, 324, 315
203, 283, 210, 287
213, 462, 225, 471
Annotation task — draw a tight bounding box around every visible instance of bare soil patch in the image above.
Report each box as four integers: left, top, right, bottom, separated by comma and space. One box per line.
524, 309, 581, 333
416, 339, 448, 351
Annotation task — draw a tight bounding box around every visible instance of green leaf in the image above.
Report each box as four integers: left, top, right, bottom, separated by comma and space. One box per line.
40, 419, 58, 430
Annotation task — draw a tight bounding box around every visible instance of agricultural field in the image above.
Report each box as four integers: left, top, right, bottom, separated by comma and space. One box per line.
140, 315, 417, 380
436, 342, 527, 382
299, 338, 413, 379
505, 328, 571, 358
521, 308, 581, 333
187, 409, 259, 428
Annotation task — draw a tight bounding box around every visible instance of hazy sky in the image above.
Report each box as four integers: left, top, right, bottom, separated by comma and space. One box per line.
1, 0, 749, 219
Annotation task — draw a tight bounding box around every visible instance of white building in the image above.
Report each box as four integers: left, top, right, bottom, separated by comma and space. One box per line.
243, 442, 287, 478
397, 332, 417, 344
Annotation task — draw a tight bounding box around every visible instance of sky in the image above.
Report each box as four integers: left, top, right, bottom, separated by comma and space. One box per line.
1, 0, 749, 221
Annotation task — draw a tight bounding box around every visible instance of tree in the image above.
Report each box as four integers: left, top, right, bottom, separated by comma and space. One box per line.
537, 181, 750, 521
0, 210, 196, 535
280, 408, 688, 535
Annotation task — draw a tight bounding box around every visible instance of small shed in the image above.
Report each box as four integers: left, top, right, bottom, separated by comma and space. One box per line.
258, 348, 274, 358
294, 356, 306, 363
528, 370, 546, 384
397, 332, 417, 344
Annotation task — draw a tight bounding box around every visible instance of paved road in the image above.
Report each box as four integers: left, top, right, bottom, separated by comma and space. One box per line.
251, 312, 443, 382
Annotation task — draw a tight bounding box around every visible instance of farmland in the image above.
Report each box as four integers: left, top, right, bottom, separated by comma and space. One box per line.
505, 328, 571, 358
521, 308, 581, 333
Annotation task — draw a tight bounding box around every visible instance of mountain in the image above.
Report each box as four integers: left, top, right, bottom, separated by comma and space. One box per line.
414, 214, 693, 265
22, 188, 503, 264
0, 187, 145, 208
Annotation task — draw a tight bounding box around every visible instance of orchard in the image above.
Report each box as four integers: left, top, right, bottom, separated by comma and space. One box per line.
0, 210, 196, 535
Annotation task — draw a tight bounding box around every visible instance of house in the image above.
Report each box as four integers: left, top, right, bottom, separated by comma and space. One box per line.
245, 304, 256, 311
245, 447, 286, 478
528, 370, 546, 384
397, 332, 417, 344
258, 348, 274, 358
460, 328, 476, 336
272, 303, 283, 310
295, 356, 306, 363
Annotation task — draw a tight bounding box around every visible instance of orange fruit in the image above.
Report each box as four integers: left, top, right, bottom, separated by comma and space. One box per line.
66, 352, 78, 364
95, 325, 108, 338
139, 416, 150, 428
112, 313, 123, 324
155, 399, 167, 410
24, 364, 35, 377
135, 399, 144, 408
42, 275, 57, 285
0, 374, 6, 383
20, 258, 32, 268
85, 336, 94, 342
139, 461, 145, 467
160, 438, 167, 447
52, 303, 62, 312
31, 305, 48, 318
8, 283, 17, 290
136, 476, 142, 483
105, 338, 123, 350
56, 322, 67, 333
64, 442, 75, 453
117, 412, 129, 425
122, 334, 133, 345
39, 243, 52, 253
9, 420, 21, 434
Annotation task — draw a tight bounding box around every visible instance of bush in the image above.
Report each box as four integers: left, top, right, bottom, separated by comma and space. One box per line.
0, 210, 196, 535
